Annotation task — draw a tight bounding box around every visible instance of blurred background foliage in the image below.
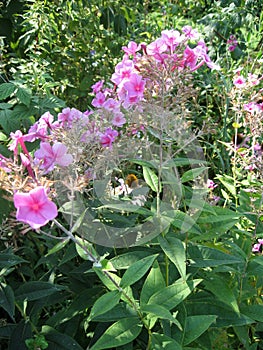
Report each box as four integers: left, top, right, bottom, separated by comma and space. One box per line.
0, 0, 262, 159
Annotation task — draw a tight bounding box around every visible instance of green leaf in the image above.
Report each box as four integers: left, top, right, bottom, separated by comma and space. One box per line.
93, 269, 135, 305
71, 208, 89, 233
16, 86, 32, 107
89, 317, 142, 350
45, 238, 70, 257
89, 290, 121, 320
111, 250, 154, 269
15, 281, 66, 301
120, 254, 158, 288
216, 174, 236, 196
140, 304, 182, 330
204, 276, 239, 313
188, 244, 243, 267
0, 83, 16, 100
158, 236, 186, 280
0, 283, 15, 320
181, 167, 208, 183
75, 236, 98, 261
151, 333, 182, 350
140, 261, 165, 305
183, 315, 217, 345
240, 305, 263, 322
41, 325, 83, 350
9, 320, 32, 350
148, 279, 202, 310
143, 166, 160, 192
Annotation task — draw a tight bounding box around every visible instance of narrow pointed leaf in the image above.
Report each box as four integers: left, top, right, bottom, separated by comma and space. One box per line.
183, 315, 217, 345
89, 290, 121, 320
89, 317, 142, 350
158, 236, 186, 279
120, 254, 158, 288
151, 333, 183, 350
143, 166, 160, 192
148, 279, 202, 310
140, 261, 165, 305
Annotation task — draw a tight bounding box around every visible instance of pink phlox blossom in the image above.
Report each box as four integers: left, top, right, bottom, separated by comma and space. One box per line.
233, 76, 246, 88
247, 73, 261, 86
227, 34, 238, 51
252, 239, 263, 252
146, 38, 167, 60
14, 186, 58, 230
243, 102, 261, 114
91, 92, 107, 108
99, 128, 118, 148
183, 46, 198, 70
91, 80, 104, 93
182, 25, 199, 40
58, 107, 83, 128
8, 130, 33, 155
27, 112, 55, 142
34, 142, 73, 173
122, 94, 141, 109
123, 73, 145, 98
207, 179, 217, 190
111, 59, 134, 87
102, 98, 120, 111
161, 29, 182, 53
122, 41, 140, 57
112, 111, 126, 127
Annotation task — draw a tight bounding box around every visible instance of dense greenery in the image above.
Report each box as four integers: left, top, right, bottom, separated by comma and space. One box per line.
0, 1, 263, 349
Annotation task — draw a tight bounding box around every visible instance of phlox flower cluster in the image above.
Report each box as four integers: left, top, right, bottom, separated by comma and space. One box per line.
227, 34, 238, 52
0, 26, 219, 230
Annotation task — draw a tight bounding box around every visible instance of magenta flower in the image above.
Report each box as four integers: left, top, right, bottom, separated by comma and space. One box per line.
123, 73, 145, 98
161, 29, 182, 52
91, 80, 104, 93
233, 76, 246, 88
91, 92, 107, 108
14, 186, 58, 229
243, 102, 261, 114
58, 107, 82, 127
100, 128, 118, 148
182, 25, 199, 40
252, 239, 263, 252
102, 98, 120, 111
112, 111, 126, 127
122, 41, 140, 57
111, 59, 134, 86
207, 179, 217, 190
146, 38, 167, 57
34, 142, 73, 173
227, 35, 238, 52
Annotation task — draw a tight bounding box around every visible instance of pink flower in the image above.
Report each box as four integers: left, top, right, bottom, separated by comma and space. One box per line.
100, 128, 118, 148
14, 186, 58, 229
102, 98, 120, 111
207, 179, 217, 190
91, 92, 107, 108
112, 111, 126, 127
233, 76, 246, 88
243, 102, 261, 114
123, 73, 145, 98
146, 38, 167, 58
91, 80, 104, 93
161, 29, 182, 52
58, 107, 82, 127
182, 26, 199, 40
111, 59, 134, 86
252, 239, 263, 252
8, 130, 33, 155
122, 41, 140, 57
227, 35, 238, 51
34, 142, 73, 173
